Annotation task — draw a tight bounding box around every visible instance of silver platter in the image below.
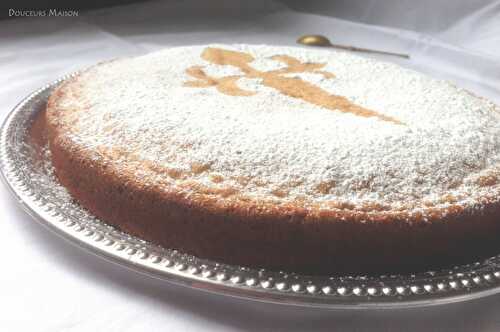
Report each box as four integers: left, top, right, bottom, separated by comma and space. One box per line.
3, 75, 500, 309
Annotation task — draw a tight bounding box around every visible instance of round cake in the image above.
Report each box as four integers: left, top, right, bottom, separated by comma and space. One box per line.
45, 44, 500, 275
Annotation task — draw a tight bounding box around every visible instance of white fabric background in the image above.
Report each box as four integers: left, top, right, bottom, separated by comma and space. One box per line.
1, 1, 500, 330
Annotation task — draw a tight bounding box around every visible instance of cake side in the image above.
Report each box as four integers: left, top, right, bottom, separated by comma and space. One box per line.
46, 87, 500, 275
45, 105, 500, 275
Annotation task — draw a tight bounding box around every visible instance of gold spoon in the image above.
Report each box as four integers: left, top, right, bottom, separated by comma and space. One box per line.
297, 34, 410, 59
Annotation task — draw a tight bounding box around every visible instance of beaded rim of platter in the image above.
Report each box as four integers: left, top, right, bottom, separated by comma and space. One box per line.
3, 74, 500, 309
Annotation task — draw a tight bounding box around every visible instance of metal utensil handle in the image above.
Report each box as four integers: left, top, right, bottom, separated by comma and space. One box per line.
330, 43, 410, 59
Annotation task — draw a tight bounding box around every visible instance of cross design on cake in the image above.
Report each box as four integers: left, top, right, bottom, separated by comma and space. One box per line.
184, 47, 403, 125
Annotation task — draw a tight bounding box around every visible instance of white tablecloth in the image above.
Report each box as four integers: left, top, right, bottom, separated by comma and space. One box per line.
1, 1, 500, 330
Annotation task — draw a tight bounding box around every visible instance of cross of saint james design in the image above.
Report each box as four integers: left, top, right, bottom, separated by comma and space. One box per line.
184, 47, 403, 125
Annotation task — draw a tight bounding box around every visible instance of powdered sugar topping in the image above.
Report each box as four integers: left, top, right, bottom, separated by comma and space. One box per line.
53, 44, 500, 211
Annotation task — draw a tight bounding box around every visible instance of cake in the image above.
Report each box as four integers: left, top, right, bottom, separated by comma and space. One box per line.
45, 44, 500, 275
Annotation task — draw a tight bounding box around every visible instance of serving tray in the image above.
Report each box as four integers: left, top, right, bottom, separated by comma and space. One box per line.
3, 74, 500, 309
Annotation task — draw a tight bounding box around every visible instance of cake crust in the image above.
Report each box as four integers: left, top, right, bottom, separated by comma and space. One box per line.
45, 45, 500, 275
